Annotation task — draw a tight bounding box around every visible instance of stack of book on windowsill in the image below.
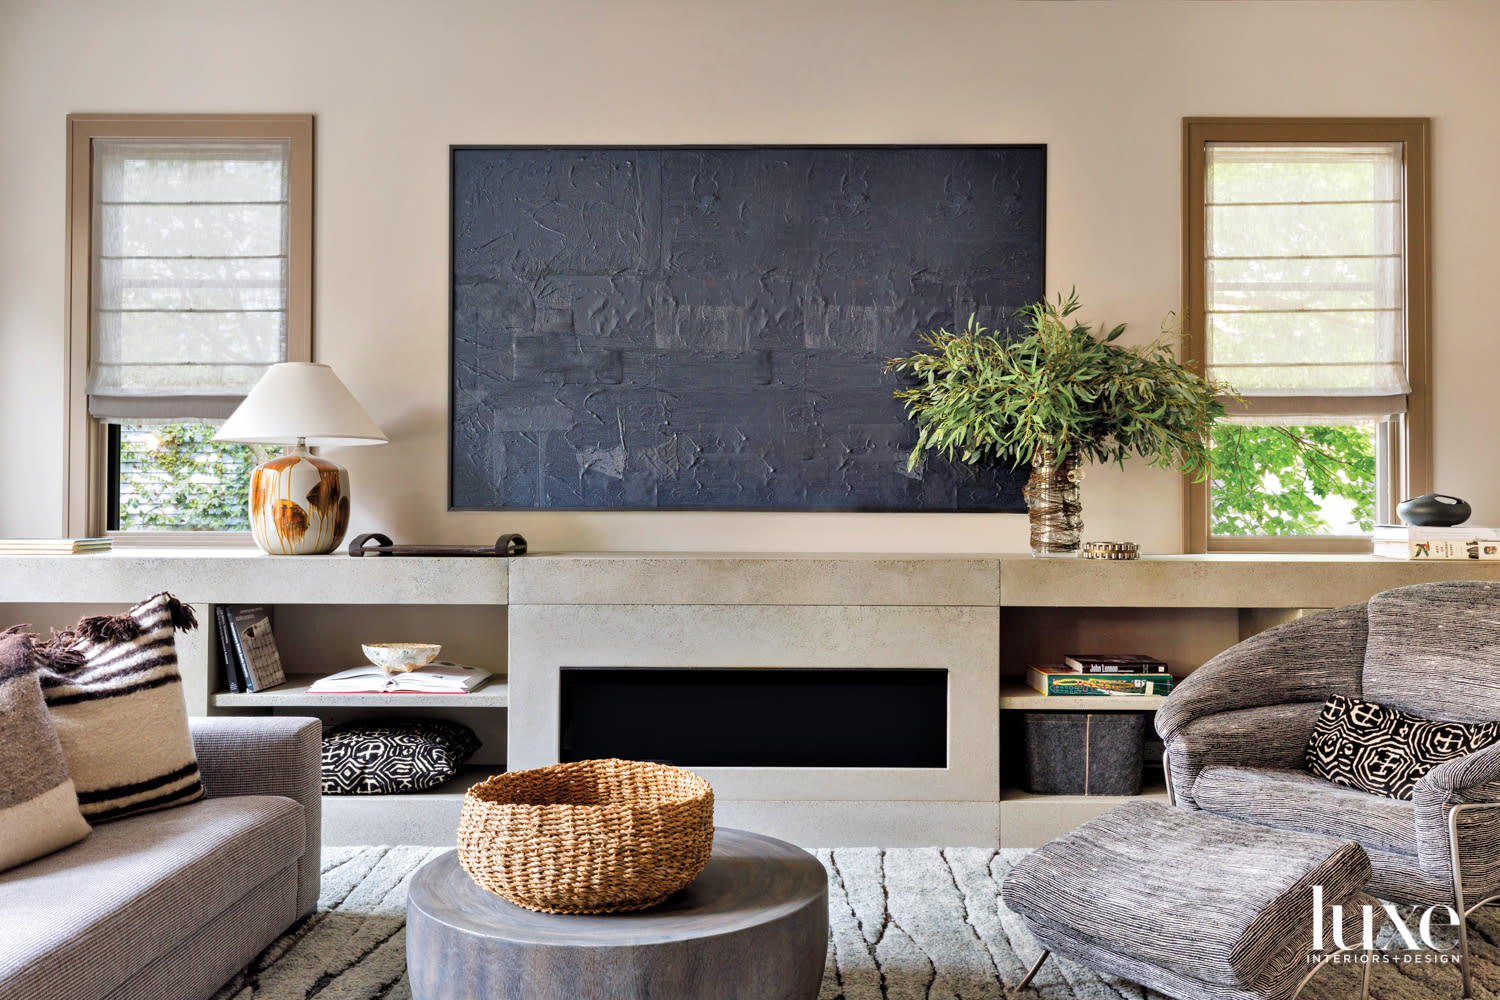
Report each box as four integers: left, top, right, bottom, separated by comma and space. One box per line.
1372, 524, 1500, 560
0, 537, 111, 555
1026, 653, 1174, 697
307, 662, 493, 695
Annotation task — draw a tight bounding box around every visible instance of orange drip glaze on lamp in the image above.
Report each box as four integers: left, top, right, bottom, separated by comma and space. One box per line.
248, 451, 351, 555
214, 363, 387, 555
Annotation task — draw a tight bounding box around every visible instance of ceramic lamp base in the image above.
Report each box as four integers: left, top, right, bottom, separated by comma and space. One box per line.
249, 451, 351, 555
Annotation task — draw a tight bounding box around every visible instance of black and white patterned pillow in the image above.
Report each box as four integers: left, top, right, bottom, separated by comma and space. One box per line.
1307, 694, 1500, 800
321, 719, 480, 795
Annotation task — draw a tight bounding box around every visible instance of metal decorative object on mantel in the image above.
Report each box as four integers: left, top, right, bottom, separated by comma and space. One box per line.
1081, 540, 1140, 560
888, 292, 1228, 557
347, 533, 527, 557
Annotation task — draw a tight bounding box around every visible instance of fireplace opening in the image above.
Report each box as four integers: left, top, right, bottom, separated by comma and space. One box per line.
559, 667, 947, 768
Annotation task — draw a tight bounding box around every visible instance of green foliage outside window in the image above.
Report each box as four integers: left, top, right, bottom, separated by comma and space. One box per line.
116, 423, 277, 532
1209, 423, 1377, 536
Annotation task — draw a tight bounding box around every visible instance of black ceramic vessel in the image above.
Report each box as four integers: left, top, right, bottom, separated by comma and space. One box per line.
1396, 493, 1472, 527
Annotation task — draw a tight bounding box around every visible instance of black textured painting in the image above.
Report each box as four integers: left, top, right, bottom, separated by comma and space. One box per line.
450, 146, 1045, 511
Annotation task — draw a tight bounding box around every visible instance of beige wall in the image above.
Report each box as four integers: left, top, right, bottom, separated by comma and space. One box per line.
2, 0, 1497, 553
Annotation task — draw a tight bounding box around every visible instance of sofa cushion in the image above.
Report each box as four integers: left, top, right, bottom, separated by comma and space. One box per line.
1307, 694, 1500, 800
1193, 765, 1417, 857
0, 795, 303, 1000
105, 864, 298, 1000
0, 632, 90, 873
39, 593, 205, 823
1363, 580, 1500, 724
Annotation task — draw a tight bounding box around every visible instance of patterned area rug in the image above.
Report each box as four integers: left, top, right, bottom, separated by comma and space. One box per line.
211, 846, 1499, 1000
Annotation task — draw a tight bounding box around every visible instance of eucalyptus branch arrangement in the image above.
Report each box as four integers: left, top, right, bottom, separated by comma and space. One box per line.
885, 291, 1229, 479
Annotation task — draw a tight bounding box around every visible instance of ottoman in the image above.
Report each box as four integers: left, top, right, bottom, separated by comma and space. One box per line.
1002, 800, 1380, 1000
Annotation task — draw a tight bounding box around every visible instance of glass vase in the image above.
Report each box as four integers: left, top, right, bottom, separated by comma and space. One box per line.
1024, 448, 1083, 557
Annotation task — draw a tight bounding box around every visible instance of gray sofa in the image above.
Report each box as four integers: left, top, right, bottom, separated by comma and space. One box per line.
0, 716, 321, 1000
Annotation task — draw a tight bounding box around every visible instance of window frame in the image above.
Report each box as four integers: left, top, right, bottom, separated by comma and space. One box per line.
64, 113, 314, 541
1181, 117, 1432, 554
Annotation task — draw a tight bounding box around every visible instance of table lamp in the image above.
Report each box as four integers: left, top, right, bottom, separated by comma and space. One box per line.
215, 363, 387, 555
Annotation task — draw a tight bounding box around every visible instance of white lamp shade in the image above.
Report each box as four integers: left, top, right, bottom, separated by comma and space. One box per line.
214, 363, 387, 447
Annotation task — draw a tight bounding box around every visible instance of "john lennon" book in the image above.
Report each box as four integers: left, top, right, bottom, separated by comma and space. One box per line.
1062, 653, 1170, 674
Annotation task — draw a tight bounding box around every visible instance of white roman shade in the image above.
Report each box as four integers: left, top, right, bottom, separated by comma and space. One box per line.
86, 138, 291, 421
1204, 142, 1410, 423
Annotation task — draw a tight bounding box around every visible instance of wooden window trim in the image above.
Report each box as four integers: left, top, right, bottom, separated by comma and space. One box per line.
64, 114, 314, 538
1181, 117, 1432, 554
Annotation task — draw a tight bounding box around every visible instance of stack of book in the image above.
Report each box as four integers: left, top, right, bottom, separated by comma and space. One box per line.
215, 605, 287, 693
1372, 524, 1500, 560
1026, 653, 1174, 697
0, 537, 111, 555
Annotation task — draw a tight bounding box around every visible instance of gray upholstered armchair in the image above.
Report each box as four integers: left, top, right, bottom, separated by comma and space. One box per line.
1157, 580, 1500, 997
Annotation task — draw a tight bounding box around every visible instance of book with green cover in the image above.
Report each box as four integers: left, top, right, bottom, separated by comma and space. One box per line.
1026, 664, 1173, 697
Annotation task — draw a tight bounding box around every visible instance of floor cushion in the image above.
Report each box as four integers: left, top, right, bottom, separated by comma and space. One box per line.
321, 718, 480, 794
0, 795, 303, 1000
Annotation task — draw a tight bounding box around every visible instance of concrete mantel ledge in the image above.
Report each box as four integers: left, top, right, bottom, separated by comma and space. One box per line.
511, 552, 1500, 609
0, 548, 508, 605
508, 554, 1002, 607
999, 554, 1500, 608
0, 549, 1494, 610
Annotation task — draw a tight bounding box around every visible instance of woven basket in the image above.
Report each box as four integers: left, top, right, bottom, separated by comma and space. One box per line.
457, 758, 714, 914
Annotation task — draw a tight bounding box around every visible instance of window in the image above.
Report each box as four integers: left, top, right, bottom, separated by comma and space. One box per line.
65, 115, 312, 537
1182, 119, 1430, 553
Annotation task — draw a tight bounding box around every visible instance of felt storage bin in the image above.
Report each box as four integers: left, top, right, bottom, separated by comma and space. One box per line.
1020, 711, 1147, 796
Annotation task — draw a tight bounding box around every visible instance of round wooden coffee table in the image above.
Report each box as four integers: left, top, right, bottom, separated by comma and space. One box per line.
406, 827, 828, 1000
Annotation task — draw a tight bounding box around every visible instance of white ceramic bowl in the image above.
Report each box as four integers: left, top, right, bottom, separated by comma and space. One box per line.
362, 642, 442, 674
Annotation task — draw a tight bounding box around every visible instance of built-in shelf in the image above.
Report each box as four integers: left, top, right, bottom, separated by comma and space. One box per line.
385, 764, 496, 799
1000, 780, 1169, 805
9, 551, 1491, 849
998, 685, 1168, 711
211, 674, 509, 708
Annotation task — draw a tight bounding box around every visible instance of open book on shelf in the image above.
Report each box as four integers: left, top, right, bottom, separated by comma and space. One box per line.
307, 662, 493, 695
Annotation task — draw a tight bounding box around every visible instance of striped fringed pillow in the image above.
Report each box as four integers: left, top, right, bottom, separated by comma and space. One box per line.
39, 593, 205, 823
0, 630, 91, 871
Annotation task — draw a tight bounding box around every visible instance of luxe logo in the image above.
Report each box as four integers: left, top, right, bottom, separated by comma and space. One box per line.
1312, 885, 1460, 952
